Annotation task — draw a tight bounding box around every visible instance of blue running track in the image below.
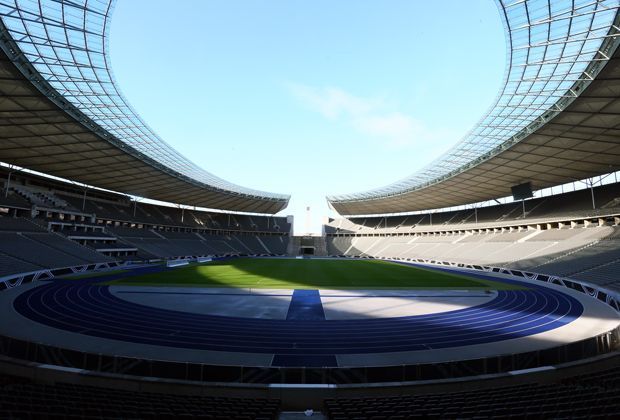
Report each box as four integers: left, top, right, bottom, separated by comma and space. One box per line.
12, 271, 583, 367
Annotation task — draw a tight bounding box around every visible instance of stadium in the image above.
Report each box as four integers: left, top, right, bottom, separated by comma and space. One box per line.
0, 0, 619, 418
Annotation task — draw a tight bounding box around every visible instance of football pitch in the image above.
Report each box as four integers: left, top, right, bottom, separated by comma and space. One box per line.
104, 258, 520, 290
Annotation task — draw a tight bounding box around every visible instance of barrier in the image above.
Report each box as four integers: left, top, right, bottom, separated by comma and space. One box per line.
0, 261, 124, 292
166, 259, 189, 268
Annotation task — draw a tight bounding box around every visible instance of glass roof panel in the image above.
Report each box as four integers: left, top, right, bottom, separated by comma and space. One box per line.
0, 0, 288, 201
328, 0, 620, 203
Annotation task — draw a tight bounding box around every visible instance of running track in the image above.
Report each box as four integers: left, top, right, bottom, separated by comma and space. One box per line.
13, 274, 583, 367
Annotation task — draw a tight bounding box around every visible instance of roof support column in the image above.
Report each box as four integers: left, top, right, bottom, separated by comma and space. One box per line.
4, 167, 13, 198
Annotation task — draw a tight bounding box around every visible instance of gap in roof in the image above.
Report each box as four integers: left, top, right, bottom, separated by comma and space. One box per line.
109, 0, 505, 234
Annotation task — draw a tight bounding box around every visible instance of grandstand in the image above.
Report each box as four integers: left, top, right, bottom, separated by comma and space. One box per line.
324, 375, 620, 419
324, 181, 620, 293
323, 178, 620, 291
1, 0, 620, 418
0, 375, 281, 419
0, 168, 291, 278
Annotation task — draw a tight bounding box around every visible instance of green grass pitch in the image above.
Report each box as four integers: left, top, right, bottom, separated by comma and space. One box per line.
103, 258, 520, 290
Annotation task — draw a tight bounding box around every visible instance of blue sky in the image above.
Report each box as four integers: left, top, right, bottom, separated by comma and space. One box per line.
109, 0, 505, 234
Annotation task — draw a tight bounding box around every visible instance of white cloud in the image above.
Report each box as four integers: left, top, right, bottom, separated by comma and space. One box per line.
286, 84, 380, 119
353, 113, 419, 147
286, 83, 458, 149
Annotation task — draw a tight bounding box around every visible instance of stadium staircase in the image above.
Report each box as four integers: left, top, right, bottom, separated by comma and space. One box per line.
572, 256, 620, 278
232, 235, 255, 254
528, 240, 603, 271
149, 229, 167, 239
10, 185, 71, 210
255, 235, 273, 254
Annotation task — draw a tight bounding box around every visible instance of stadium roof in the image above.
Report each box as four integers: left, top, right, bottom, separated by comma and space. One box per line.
0, 0, 289, 214
329, 0, 620, 216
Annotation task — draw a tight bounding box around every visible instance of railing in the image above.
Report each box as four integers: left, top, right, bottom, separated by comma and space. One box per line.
0, 261, 123, 292
0, 327, 616, 386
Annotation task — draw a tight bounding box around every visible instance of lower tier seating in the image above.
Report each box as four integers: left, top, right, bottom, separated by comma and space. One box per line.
0, 252, 42, 277
0, 376, 281, 419
0, 232, 96, 269
0, 214, 289, 277
326, 225, 620, 293
325, 365, 620, 419
114, 232, 287, 258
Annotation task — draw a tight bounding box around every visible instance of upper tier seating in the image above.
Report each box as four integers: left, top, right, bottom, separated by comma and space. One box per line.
0, 217, 46, 232
336, 182, 620, 233
107, 226, 161, 238
0, 191, 30, 209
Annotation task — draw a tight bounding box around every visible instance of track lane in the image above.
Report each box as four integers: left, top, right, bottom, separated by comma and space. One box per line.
13, 278, 582, 357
